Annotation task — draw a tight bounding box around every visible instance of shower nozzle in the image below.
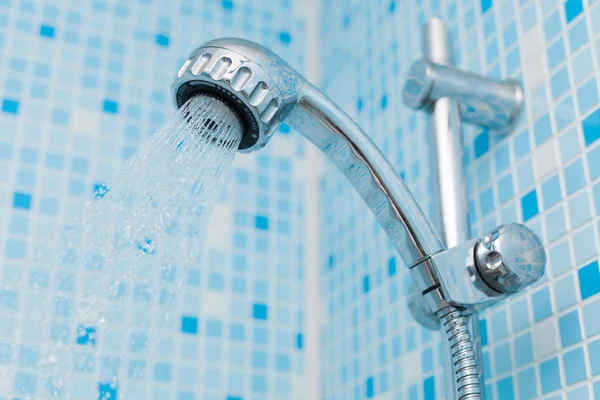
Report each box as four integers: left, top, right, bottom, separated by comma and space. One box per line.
172, 38, 304, 152
172, 38, 445, 270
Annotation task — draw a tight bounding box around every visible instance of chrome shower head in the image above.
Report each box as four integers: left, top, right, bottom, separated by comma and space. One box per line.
171, 38, 546, 338
172, 37, 444, 269
172, 38, 304, 152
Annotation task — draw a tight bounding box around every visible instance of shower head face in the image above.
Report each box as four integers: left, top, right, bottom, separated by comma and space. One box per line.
172, 38, 305, 152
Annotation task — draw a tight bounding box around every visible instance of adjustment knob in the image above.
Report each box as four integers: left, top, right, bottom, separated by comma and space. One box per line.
475, 223, 546, 294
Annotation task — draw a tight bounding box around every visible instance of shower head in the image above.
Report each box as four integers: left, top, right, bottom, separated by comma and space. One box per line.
171, 37, 444, 269
171, 38, 546, 334
172, 38, 304, 152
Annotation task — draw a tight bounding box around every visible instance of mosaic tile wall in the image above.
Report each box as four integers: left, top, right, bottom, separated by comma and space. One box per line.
0, 0, 310, 399
318, 0, 600, 399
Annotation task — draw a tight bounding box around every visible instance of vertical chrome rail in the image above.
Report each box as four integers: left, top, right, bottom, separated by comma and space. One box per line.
420, 18, 483, 399
403, 17, 527, 400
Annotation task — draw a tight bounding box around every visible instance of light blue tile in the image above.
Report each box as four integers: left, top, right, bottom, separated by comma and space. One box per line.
513, 130, 531, 159
493, 342, 512, 374
558, 126, 582, 162
573, 225, 598, 265
568, 18, 589, 53
592, 4, 600, 35
520, 1, 537, 32
543, 10, 562, 41
563, 158, 587, 195
567, 386, 589, 400
532, 84, 550, 124
546, 206, 567, 242
490, 309, 509, 341
477, 159, 492, 187
554, 274, 577, 311
571, 46, 594, 84
555, 95, 576, 132
505, 46, 521, 74
517, 158, 535, 192
577, 77, 600, 114
510, 298, 531, 333
540, 357, 562, 393
479, 188, 495, 216
550, 67, 570, 99
532, 286, 553, 322
583, 297, 600, 336
547, 38, 566, 70
517, 367, 538, 400
589, 339, 600, 376
503, 22, 518, 47
594, 182, 600, 215
494, 143, 510, 174
534, 114, 553, 146
559, 309, 582, 347
568, 191, 591, 229
497, 174, 515, 205
541, 174, 562, 209
563, 347, 587, 384
587, 143, 600, 181
514, 331, 534, 366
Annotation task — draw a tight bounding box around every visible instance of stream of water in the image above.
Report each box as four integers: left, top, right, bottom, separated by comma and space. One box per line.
20, 94, 243, 398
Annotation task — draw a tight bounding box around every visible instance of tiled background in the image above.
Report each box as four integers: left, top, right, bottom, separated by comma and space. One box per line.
0, 0, 313, 399
2, 0, 600, 399
318, 0, 600, 399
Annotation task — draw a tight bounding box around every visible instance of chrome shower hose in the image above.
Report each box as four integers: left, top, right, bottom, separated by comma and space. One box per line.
437, 306, 482, 400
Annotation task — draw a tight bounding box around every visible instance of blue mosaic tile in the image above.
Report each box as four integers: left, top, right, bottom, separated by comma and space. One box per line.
564, 0, 584, 24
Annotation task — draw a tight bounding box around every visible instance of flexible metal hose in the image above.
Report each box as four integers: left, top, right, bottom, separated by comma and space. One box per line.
437, 306, 482, 399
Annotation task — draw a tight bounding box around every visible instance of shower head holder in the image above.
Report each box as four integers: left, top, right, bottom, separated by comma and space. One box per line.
172, 38, 304, 152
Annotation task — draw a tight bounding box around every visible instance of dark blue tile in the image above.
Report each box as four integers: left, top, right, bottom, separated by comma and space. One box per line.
582, 107, 600, 146
98, 383, 118, 400
363, 275, 370, 293
1, 98, 19, 114
103, 99, 119, 114
181, 316, 198, 334
255, 215, 269, 230
76, 326, 97, 346
474, 130, 490, 158
480, 319, 488, 346
156, 34, 169, 46
279, 32, 291, 44
13, 192, 32, 209
521, 189, 539, 221
253, 303, 268, 320
578, 261, 600, 299
366, 377, 374, 398
423, 376, 435, 400
481, 0, 493, 14
564, 0, 584, 24
39, 24, 55, 37
388, 257, 396, 276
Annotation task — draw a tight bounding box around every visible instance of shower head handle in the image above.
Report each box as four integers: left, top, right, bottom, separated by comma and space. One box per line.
172, 38, 445, 268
